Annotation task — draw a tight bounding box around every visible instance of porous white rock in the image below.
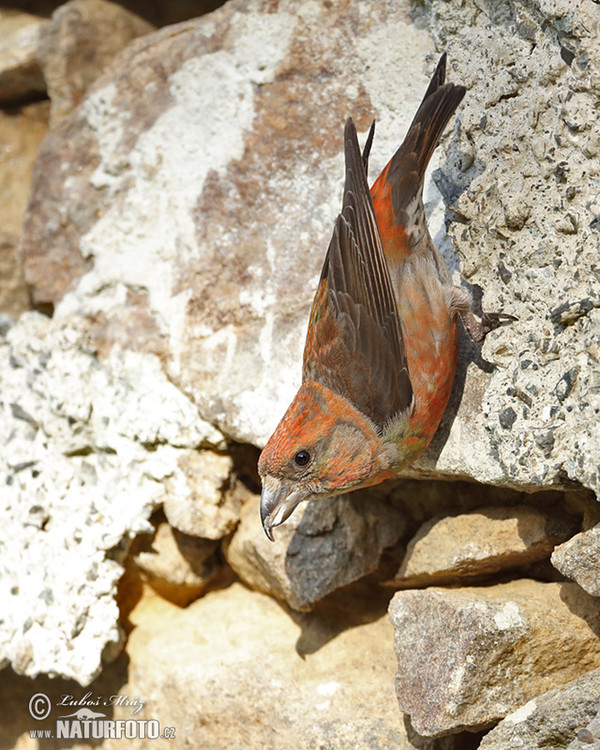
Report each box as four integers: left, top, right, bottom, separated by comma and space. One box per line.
0, 313, 223, 685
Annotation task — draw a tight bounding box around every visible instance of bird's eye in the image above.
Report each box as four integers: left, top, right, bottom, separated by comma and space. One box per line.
294, 450, 311, 467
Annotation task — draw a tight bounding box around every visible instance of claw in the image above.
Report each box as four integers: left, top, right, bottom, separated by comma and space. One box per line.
461, 309, 517, 345
476, 311, 518, 344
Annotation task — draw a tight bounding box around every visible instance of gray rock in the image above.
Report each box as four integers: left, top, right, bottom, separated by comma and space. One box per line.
568, 708, 600, 750
225, 491, 404, 611
478, 668, 600, 750
421, 0, 600, 498
552, 524, 600, 597
388, 581, 600, 737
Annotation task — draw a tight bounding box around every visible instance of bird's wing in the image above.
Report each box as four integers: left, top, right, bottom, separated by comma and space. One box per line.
302, 118, 413, 429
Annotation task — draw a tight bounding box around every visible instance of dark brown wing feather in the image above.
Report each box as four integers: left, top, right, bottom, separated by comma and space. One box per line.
385, 53, 466, 222
302, 119, 413, 428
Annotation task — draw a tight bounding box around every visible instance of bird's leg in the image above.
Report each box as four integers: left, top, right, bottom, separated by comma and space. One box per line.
449, 286, 517, 345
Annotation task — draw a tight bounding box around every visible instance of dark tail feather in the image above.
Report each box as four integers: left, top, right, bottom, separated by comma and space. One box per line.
361, 120, 376, 174
422, 52, 448, 102
386, 54, 466, 220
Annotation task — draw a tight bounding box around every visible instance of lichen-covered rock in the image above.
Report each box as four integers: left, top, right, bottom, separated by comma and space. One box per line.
38, 0, 155, 127
391, 504, 579, 587
225, 492, 404, 611
478, 668, 600, 750
552, 524, 600, 597
0, 313, 224, 684
388, 580, 600, 737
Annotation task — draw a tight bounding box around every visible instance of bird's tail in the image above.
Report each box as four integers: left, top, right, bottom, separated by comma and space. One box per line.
370, 53, 466, 255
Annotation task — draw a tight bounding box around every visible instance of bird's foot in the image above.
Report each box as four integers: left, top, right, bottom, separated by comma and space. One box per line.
461, 310, 517, 345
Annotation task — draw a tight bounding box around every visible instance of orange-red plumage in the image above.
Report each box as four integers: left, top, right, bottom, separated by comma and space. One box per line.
258, 54, 514, 540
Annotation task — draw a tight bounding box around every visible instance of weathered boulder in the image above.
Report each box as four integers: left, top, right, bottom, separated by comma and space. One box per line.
0, 313, 224, 684
225, 491, 404, 611
37, 0, 155, 127
478, 668, 600, 750
388, 580, 600, 737
552, 523, 600, 597
0, 9, 47, 102
391, 504, 579, 587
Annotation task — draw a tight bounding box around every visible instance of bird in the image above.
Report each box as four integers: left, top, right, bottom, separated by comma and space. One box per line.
258, 54, 515, 541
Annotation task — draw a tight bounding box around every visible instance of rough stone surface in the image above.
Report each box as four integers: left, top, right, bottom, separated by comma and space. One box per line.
0, 313, 224, 684
107, 582, 412, 750
163, 450, 244, 540
420, 0, 600, 497
552, 523, 600, 597
478, 668, 600, 750
38, 0, 155, 127
225, 491, 404, 611
0, 10, 47, 102
388, 580, 600, 737
17, 0, 444, 447
132, 519, 219, 606
568, 710, 600, 750
0, 581, 466, 750
392, 504, 579, 587
3, 2, 600, 739
13, 0, 600, 506
0, 100, 49, 317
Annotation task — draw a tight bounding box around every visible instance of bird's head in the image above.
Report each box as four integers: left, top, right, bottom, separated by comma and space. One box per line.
258, 381, 391, 540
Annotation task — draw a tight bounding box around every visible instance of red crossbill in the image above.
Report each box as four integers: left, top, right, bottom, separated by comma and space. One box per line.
259, 54, 514, 540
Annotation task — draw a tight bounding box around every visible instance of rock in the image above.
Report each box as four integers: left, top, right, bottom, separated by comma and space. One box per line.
0, 10, 47, 103
13, 0, 600, 510
419, 0, 600, 497
388, 580, 600, 737
552, 524, 600, 597
110, 582, 411, 749
478, 668, 600, 750
38, 0, 155, 127
17, 0, 441, 447
225, 491, 404, 611
391, 504, 579, 587
0, 652, 129, 750
568, 709, 600, 750
0, 312, 224, 685
132, 519, 219, 606
163, 450, 245, 540
0, 100, 49, 317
